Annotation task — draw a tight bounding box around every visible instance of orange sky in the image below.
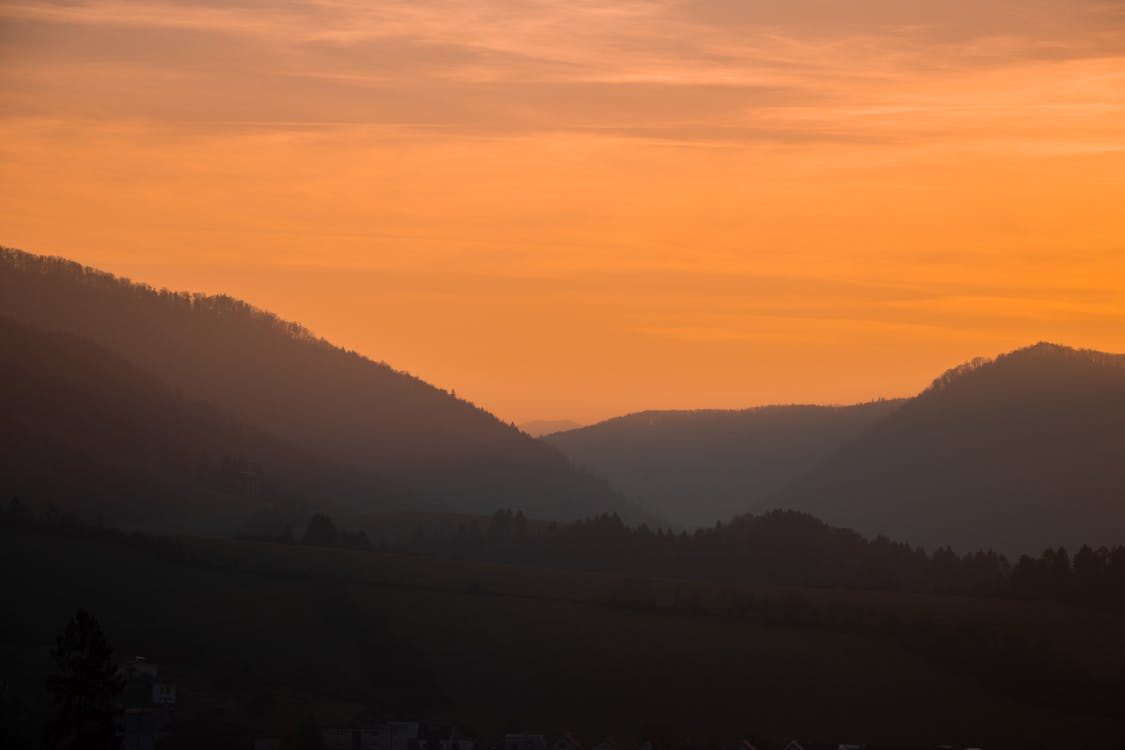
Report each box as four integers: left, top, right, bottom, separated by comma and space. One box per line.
2, 0, 1124, 423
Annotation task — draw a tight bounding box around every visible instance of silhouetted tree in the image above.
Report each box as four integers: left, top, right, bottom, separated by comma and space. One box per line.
5, 496, 29, 520
45, 609, 124, 749
339, 528, 372, 550
301, 514, 339, 547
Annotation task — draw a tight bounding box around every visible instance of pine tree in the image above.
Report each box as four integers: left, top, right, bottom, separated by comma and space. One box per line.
45, 609, 125, 749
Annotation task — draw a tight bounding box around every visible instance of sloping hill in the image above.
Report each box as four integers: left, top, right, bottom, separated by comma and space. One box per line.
774, 344, 1125, 554
0, 316, 423, 534
0, 247, 640, 522
543, 401, 904, 527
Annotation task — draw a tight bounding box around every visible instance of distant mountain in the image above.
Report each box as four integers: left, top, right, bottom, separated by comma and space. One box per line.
0, 247, 645, 523
543, 401, 904, 528
774, 344, 1125, 554
520, 419, 583, 437
0, 316, 424, 535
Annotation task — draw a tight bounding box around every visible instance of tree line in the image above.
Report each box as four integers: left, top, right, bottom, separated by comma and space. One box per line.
383, 509, 1011, 595
7, 497, 1125, 607
1011, 545, 1125, 604
247, 506, 1125, 606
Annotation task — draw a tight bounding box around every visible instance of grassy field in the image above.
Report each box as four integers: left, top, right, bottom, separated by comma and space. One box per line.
2, 526, 1123, 748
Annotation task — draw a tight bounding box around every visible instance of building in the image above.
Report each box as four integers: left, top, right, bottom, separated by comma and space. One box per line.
120, 657, 173, 750
151, 682, 176, 705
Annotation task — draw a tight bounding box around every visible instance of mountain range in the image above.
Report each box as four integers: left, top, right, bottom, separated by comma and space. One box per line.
4, 246, 1124, 554
547, 344, 1125, 554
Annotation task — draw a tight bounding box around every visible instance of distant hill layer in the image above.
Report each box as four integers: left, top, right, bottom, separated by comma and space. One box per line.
520, 419, 584, 437
0, 316, 422, 534
0, 247, 643, 522
544, 401, 904, 528
774, 344, 1125, 554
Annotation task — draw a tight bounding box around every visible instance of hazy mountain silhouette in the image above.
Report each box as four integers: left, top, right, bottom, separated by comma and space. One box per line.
0, 248, 644, 522
773, 343, 1125, 554
520, 419, 583, 437
0, 316, 426, 534
544, 401, 904, 527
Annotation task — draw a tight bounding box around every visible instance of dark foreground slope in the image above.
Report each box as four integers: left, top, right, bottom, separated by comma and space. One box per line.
544, 401, 903, 527
775, 344, 1125, 554
3, 521, 1123, 747
0, 317, 420, 533
0, 247, 640, 522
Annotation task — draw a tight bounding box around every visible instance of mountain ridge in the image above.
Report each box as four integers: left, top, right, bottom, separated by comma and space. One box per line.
0, 246, 648, 523
772, 341, 1125, 554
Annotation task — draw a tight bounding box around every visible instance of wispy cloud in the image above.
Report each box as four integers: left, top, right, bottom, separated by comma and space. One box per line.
4, 0, 1122, 141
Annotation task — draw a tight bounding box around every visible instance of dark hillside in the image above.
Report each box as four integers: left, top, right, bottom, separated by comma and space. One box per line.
0, 316, 421, 534
775, 344, 1125, 554
0, 247, 641, 522
3, 522, 1123, 746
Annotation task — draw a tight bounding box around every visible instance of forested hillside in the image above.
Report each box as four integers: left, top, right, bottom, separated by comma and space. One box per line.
0, 317, 422, 534
0, 248, 643, 522
775, 344, 1125, 554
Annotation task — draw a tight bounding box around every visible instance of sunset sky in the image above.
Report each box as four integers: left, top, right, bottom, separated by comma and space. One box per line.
2, 0, 1124, 423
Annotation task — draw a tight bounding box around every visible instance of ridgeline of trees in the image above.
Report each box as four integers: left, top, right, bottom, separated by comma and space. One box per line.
243, 506, 1125, 607
1011, 545, 1125, 604
297, 513, 372, 549
7, 493, 1125, 608
380, 509, 1011, 595
2, 498, 193, 564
